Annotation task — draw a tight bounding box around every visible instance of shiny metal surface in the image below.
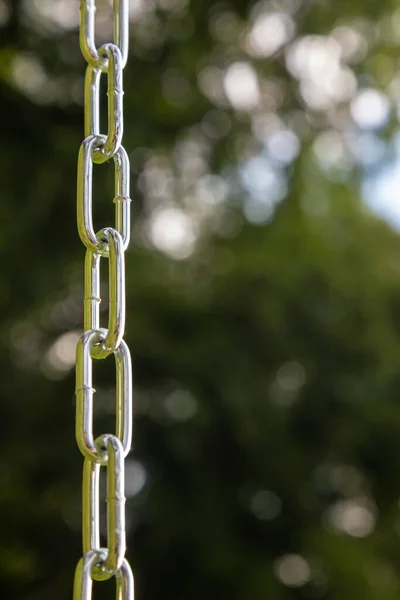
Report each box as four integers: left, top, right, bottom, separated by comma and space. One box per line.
77, 138, 131, 255
75, 328, 132, 462
82, 434, 126, 576
74, 1, 133, 594
80, 0, 129, 70
73, 551, 134, 600
85, 43, 124, 164
84, 227, 126, 356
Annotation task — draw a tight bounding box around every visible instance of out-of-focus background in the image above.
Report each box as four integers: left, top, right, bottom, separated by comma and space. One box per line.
3, 0, 400, 598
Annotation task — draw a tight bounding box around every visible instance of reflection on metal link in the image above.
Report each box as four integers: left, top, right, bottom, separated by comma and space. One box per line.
73, 551, 134, 600
80, 0, 129, 70
75, 1, 133, 596
85, 44, 124, 164
77, 136, 131, 255
76, 328, 132, 463
83, 434, 126, 577
84, 227, 126, 356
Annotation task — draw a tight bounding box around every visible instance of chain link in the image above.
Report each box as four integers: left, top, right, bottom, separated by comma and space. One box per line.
77, 136, 131, 255
84, 227, 126, 356
76, 329, 132, 462
74, 2, 133, 597
80, 0, 129, 70
82, 434, 126, 577
84, 43, 124, 164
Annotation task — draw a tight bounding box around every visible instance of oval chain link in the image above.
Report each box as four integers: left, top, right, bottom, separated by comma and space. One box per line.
77, 136, 131, 255
80, 0, 129, 70
84, 227, 126, 356
76, 329, 132, 462
75, 1, 133, 595
84, 43, 124, 164
82, 434, 126, 578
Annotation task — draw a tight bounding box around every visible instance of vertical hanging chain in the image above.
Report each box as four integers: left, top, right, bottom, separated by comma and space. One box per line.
74, 2, 133, 598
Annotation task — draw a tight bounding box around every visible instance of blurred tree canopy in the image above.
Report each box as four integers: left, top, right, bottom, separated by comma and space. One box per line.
3, 0, 400, 598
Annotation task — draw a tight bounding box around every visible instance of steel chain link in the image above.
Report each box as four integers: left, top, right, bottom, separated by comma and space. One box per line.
74, 2, 133, 598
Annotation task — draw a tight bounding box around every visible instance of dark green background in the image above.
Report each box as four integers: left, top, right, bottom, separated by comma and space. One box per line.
2, 0, 400, 598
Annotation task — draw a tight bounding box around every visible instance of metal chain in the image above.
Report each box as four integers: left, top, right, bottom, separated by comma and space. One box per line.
74, 1, 133, 598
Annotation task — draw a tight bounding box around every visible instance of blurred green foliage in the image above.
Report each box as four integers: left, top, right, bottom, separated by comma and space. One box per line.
2, 0, 400, 598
